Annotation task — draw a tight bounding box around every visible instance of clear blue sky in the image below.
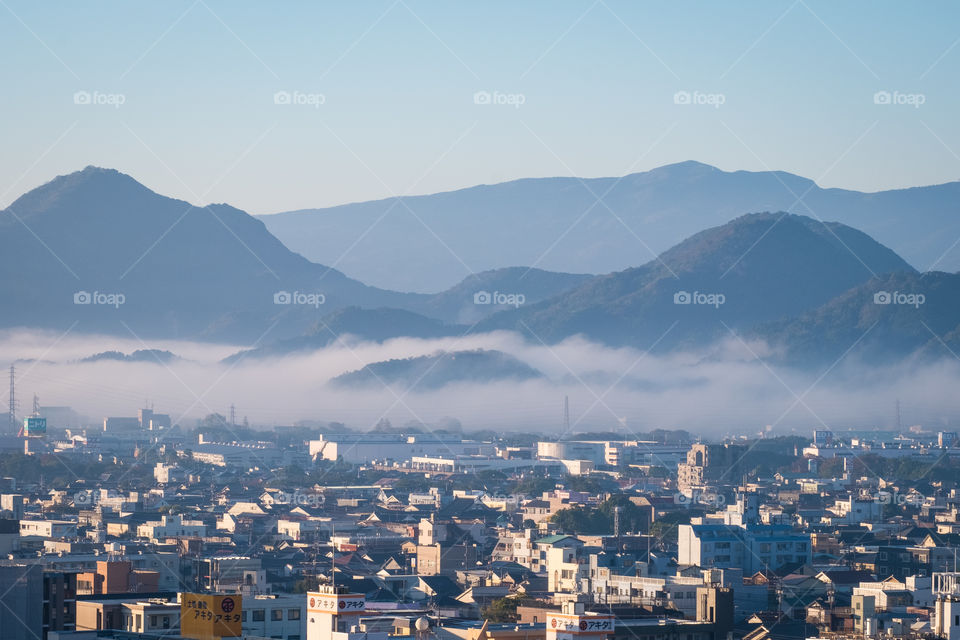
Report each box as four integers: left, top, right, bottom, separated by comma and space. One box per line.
1, 1, 957, 213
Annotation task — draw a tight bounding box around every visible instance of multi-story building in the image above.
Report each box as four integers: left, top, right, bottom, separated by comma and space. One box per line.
677, 444, 747, 492
20, 519, 77, 539
243, 593, 306, 640
0, 564, 43, 640
678, 523, 811, 573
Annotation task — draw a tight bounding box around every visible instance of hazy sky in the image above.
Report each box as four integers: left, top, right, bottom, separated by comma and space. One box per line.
1, 1, 957, 214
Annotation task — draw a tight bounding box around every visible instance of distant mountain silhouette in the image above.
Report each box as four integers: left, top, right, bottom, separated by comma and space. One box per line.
259, 160, 960, 291
422, 267, 592, 324
224, 307, 465, 363
329, 349, 544, 389
0, 167, 429, 341
0, 168, 593, 342
8, 166, 960, 371
475, 212, 914, 350
80, 349, 180, 364
754, 271, 960, 365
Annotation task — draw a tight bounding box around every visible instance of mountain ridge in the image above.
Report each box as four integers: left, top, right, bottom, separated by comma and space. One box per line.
259, 161, 960, 291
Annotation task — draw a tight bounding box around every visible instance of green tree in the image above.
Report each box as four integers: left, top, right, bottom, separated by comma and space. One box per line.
483, 595, 533, 623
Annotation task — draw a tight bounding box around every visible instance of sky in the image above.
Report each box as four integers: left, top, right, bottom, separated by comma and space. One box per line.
1, 1, 958, 214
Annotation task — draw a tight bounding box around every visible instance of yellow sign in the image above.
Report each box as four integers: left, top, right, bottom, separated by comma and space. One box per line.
180, 593, 242, 639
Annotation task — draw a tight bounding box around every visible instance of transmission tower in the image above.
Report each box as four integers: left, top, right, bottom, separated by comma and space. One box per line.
8, 365, 17, 432
563, 395, 570, 432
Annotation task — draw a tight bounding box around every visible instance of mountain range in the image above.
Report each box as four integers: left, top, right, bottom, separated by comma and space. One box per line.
259, 160, 960, 292
3, 165, 960, 373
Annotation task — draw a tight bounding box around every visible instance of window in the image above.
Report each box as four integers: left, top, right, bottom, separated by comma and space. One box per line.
241, 611, 247, 622
288, 609, 301, 620
163, 616, 170, 629
253, 609, 265, 622
272, 609, 283, 621
151, 616, 158, 628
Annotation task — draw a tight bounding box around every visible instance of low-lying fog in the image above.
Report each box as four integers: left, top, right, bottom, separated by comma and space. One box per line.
2, 328, 958, 437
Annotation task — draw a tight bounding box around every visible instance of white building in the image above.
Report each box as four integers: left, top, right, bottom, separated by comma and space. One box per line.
243, 593, 306, 640
309, 434, 494, 464
307, 585, 389, 640
20, 519, 76, 539
137, 515, 206, 540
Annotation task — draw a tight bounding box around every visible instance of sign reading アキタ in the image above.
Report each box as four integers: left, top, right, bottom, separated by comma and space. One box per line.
180, 593, 242, 639
546, 613, 615, 640
308, 591, 365, 614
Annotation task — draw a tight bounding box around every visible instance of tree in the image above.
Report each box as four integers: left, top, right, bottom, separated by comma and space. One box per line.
550, 495, 650, 535
483, 595, 533, 623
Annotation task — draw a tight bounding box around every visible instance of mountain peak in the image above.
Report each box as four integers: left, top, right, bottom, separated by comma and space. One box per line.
5, 165, 155, 218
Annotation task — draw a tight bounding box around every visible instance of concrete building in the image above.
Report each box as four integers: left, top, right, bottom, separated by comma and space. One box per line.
0, 564, 43, 640
43, 570, 78, 638
307, 585, 389, 640
677, 443, 747, 492
243, 593, 306, 639
20, 519, 77, 539
678, 523, 811, 573
309, 433, 495, 464
136, 514, 206, 540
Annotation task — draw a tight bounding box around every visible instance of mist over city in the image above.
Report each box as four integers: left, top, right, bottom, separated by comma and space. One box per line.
1, 3, 960, 640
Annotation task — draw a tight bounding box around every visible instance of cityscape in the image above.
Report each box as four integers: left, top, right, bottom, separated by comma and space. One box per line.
2, 3, 960, 640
